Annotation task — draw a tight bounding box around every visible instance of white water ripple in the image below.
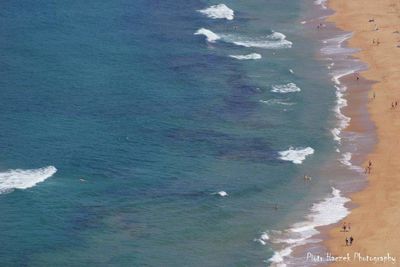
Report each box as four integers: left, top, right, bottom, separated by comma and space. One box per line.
278, 147, 314, 164
0, 166, 57, 194
194, 28, 220, 43
271, 83, 301, 93
268, 187, 350, 266
229, 53, 262, 60
198, 4, 234, 20
194, 28, 293, 49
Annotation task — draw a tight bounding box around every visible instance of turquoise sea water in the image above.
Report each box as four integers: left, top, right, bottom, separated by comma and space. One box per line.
0, 0, 362, 266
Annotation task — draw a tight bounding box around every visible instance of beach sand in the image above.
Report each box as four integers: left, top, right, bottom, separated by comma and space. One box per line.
323, 0, 400, 265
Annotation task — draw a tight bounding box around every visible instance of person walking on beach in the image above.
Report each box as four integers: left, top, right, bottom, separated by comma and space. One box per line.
345, 237, 349, 246
349, 236, 354, 246
342, 222, 347, 232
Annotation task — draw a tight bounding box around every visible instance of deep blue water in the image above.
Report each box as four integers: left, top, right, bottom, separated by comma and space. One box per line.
0, 0, 341, 266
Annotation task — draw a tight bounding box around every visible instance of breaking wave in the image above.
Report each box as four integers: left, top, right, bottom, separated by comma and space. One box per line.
198, 4, 234, 20
267, 188, 350, 266
0, 166, 57, 194
229, 53, 262, 60
271, 83, 301, 93
278, 147, 314, 164
195, 28, 292, 49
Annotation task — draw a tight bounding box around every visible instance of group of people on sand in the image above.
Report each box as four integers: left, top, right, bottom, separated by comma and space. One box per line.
370, 18, 400, 48
369, 18, 381, 45
372, 38, 381, 45
364, 160, 373, 174
391, 101, 399, 109
341, 222, 354, 246
341, 222, 351, 232
316, 23, 326, 30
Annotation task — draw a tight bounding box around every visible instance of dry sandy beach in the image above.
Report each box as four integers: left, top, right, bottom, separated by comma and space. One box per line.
323, 0, 400, 265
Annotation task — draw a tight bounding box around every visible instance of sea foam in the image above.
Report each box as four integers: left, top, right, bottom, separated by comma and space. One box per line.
260, 99, 295, 106
278, 147, 314, 164
229, 53, 262, 60
271, 83, 301, 93
329, 66, 362, 145
0, 166, 57, 194
338, 152, 364, 172
195, 29, 292, 49
268, 187, 350, 266
212, 191, 228, 197
224, 31, 293, 49
194, 28, 221, 43
198, 4, 234, 20
314, 0, 327, 9
321, 33, 353, 55
321, 32, 360, 144
254, 232, 270, 245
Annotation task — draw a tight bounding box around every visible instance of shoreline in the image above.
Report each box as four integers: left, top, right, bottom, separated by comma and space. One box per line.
267, 1, 375, 265
321, 0, 400, 266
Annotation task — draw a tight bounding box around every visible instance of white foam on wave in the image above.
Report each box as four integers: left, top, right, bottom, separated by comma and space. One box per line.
321, 33, 353, 55
197, 4, 234, 20
332, 68, 356, 86
260, 99, 295, 106
338, 152, 364, 172
331, 127, 341, 142
327, 62, 335, 70
218, 191, 228, 197
195, 29, 293, 49
0, 166, 57, 194
329, 65, 363, 144
268, 187, 350, 266
224, 31, 293, 49
254, 232, 270, 245
331, 86, 351, 143
329, 71, 364, 171
339, 152, 352, 167
314, 0, 328, 9
269, 247, 293, 267
194, 28, 221, 43
229, 53, 262, 60
322, 33, 360, 145
212, 191, 228, 197
278, 147, 314, 164
271, 83, 301, 94
321, 30, 367, 176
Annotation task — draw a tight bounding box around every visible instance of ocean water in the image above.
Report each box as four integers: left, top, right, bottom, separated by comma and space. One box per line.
0, 0, 368, 266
